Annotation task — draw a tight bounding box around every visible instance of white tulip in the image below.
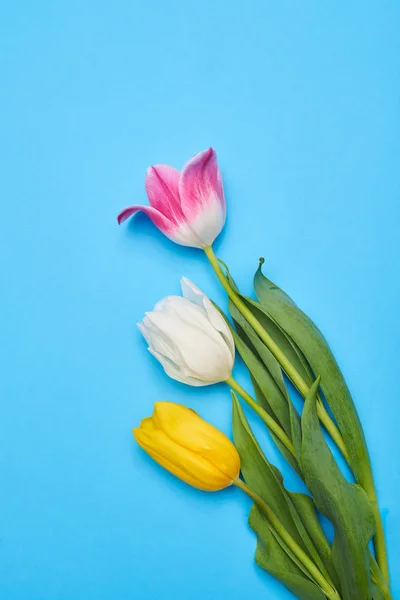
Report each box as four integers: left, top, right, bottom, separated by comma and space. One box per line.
138, 278, 235, 386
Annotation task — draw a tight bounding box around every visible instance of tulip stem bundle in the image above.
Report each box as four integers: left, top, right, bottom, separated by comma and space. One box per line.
203, 243, 390, 583
231, 379, 391, 599
234, 478, 341, 600
225, 375, 296, 458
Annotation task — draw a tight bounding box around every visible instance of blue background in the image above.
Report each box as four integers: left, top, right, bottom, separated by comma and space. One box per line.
1, 2, 399, 598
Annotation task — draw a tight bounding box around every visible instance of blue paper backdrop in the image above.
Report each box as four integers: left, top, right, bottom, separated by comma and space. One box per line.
1, 2, 399, 598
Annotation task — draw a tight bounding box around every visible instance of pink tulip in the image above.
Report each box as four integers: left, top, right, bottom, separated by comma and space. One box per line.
117, 148, 226, 248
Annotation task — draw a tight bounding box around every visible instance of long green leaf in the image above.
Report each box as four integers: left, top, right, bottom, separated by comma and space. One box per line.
254, 260, 371, 487
301, 379, 375, 600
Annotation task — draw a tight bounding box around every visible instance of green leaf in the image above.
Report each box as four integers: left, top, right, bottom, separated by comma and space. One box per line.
232, 392, 332, 586
254, 261, 371, 487
301, 379, 375, 600
251, 507, 327, 600
251, 377, 302, 477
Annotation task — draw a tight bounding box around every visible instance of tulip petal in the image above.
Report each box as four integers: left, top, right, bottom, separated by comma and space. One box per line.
140, 417, 155, 431
153, 403, 240, 481
145, 297, 218, 346
145, 299, 233, 383
139, 316, 207, 383
179, 148, 226, 246
180, 277, 235, 360
117, 204, 172, 229
159, 295, 229, 349
117, 205, 202, 247
134, 426, 233, 490
138, 316, 180, 364
153, 296, 168, 312
148, 347, 208, 387
145, 165, 182, 222
145, 165, 205, 248
141, 310, 211, 382
179, 148, 224, 216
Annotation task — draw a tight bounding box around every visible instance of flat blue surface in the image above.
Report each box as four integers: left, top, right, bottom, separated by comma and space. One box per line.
1, 2, 399, 598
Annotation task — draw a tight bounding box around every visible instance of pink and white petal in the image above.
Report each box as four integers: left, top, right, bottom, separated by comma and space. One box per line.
117, 204, 172, 231
117, 204, 201, 246
117, 205, 142, 224
167, 221, 204, 247
179, 148, 225, 216
186, 196, 226, 246
146, 165, 204, 246
145, 165, 183, 223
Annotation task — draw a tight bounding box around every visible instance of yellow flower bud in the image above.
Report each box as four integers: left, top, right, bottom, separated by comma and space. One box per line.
133, 402, 240, 491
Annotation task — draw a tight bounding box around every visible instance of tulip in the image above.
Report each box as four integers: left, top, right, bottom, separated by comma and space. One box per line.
138, 277, 235, 386
133, 402, 240, 491
117, 148, 225, 248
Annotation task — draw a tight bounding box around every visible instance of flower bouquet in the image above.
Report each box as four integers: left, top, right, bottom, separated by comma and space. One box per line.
118, 148, 391, 600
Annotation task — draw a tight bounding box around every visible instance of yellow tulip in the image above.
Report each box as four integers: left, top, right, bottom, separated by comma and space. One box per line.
133, 402, 240, 491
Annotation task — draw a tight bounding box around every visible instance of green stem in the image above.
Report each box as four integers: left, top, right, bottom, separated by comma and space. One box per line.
368, 486, 390, 585
235, 479, 341, 600
226, 375, 296, 459
204, 244, 390, 586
